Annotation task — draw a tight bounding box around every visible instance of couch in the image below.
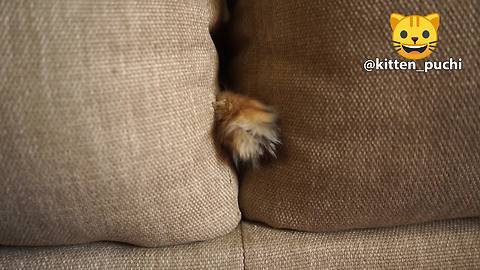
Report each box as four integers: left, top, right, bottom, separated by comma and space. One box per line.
1, 1, 479, 269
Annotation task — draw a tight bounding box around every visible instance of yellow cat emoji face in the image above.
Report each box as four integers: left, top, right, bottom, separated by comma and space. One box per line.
390, 13, 440, 60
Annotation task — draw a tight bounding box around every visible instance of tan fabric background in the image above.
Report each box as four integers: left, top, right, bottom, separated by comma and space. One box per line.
243, 218, 480, 270
0, 1, 239, 247
0, 227, 244, 270
1, 220, 479, 269
230, 0, 480, 231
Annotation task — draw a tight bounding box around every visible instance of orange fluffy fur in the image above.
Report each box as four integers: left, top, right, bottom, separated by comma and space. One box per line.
213, 91, 280, 166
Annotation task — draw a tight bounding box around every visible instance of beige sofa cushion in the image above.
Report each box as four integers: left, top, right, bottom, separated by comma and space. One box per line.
230, 0, 480, 231
243, 218, 480, 269
0, 1, 239, 246
0, 227, 244, 270
1, 219, 479, 269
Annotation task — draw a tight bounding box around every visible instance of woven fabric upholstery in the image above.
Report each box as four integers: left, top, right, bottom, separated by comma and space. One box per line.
229, 0, 480, 231
242, 218, 480, 270
0, 227, 243, 270
0, 1, 239, 247
1, 220, 479, 269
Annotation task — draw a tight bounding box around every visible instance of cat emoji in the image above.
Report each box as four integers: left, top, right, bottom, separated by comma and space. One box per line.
391, 13, 440, 60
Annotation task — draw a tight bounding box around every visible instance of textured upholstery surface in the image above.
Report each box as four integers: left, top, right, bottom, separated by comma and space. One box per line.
0, 227, 244, 270
1, 219, 479, 269
0, 1, 239, 247
229, 0, 480, 232
242, 218, 480, 270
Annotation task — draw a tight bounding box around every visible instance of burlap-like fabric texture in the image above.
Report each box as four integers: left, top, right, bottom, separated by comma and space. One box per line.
0, 227, 243, 270
230, 0, 480, 231
0, 1, 240, 246
242, 218, 480, 269
1, 220, 479, 269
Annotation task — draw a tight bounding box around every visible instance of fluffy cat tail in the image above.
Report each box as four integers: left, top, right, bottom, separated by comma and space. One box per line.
213, 91, 280, 167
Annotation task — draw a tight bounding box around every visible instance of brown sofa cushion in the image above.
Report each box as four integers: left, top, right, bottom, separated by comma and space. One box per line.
0, 1, 239, 246
243, 218, 480, 269
0, 227, 244, 270
230, 0, 480, 231
1, 219, 479, 269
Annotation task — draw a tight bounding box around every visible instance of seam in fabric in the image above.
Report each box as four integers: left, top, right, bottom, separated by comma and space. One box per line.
240, 222, 247, 270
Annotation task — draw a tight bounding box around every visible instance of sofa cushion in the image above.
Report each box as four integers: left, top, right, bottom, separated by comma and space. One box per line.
0, 1, 239, 246
0, 227, 244, 270
1, 219, 479, 269
243, 218, 480, 269
229, 0, 480, 231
